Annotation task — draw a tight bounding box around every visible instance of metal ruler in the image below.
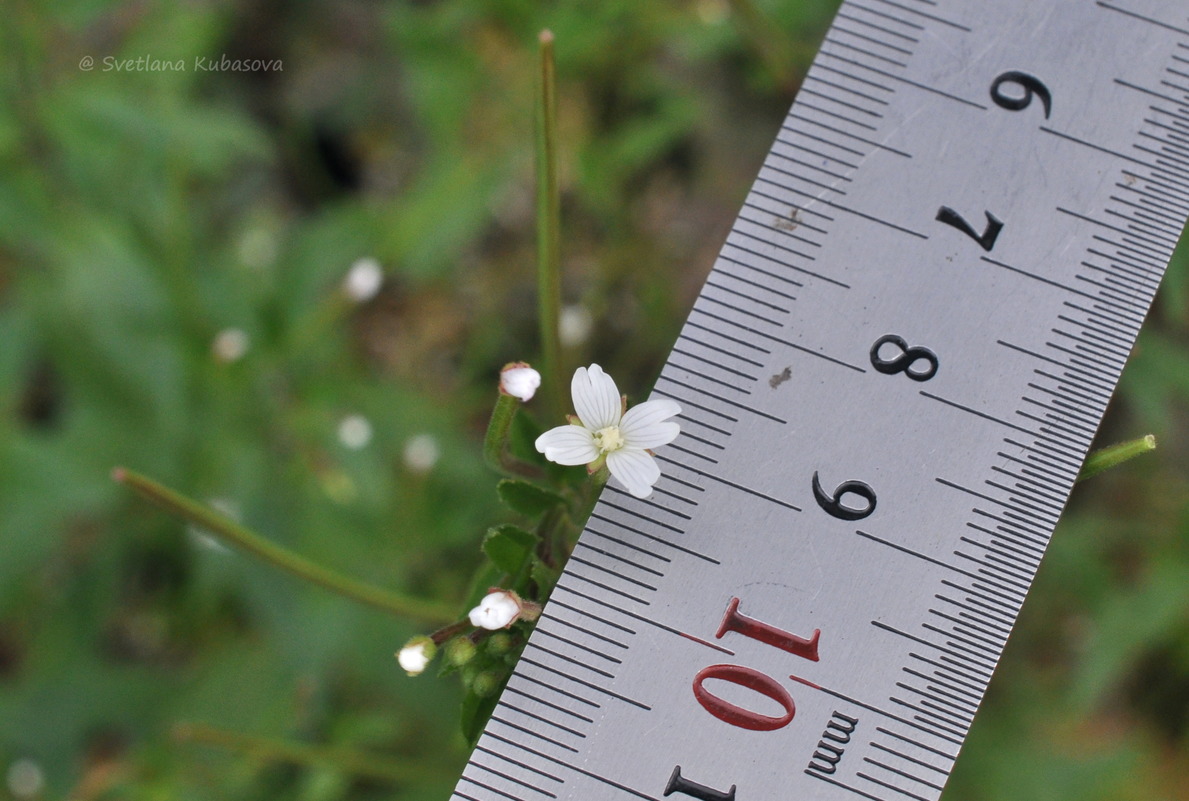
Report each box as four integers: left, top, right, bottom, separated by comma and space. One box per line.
454, 1, 1189, 799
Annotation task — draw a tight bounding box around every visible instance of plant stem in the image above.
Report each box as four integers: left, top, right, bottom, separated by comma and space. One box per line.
536, 29, 564, 419
483, 394, 545, 479
430, 619, 472, 645
1077, 434, 1156, 482
172, 722, 446, 783
113, 468, 456, 625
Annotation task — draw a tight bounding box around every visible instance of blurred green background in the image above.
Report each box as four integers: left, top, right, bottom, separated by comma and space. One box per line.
0, 1, 1185, 799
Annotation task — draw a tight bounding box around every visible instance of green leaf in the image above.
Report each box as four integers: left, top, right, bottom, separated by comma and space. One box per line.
460, 689, 500, 747
496, 479, 565, 518
481, 525, 538, 576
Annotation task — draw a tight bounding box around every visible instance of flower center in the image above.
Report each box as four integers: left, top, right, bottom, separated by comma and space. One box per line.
592, 426, 625, 453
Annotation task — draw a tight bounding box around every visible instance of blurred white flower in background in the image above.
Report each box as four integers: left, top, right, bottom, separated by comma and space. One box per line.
187, 498, 239, 553
343, 257, 384, 303
211, 328, 249, 363
6, 759, 45, 800
337, 415, 374, 450
403, 433, 441, 473
558, 304, 593, 347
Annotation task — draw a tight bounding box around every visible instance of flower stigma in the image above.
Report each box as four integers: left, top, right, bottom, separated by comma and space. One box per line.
593, 426, 625, 453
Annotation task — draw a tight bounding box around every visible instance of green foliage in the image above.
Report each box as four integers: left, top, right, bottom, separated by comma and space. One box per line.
481, 524, 537, 575
496, 478, 567, 518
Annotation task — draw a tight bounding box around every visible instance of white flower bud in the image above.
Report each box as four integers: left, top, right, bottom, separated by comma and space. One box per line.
343, 257, 383, 302
499, 363, 541, 402
397, 636, 436, 676
468, 590, 523, 630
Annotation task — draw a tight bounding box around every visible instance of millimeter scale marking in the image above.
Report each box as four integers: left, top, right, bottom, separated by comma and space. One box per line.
454, 1, 1189, 800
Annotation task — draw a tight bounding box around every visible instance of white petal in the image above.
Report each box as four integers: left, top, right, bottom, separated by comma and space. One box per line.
619, 398, 681, 449
606, 448, 662, 498
535, 425, 599, 466
571, 364, 622, 431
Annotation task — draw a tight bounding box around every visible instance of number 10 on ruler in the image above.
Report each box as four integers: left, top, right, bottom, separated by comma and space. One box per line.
666, 597, 820, 800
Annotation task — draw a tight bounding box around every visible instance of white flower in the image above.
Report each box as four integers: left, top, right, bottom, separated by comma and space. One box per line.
558, 305, 593, 347
343, 257, 383, 302
468, 590, 523, 630
534, 364, 680, 498
338, 414, 373, 450
397, 636, 436, 676
212, 328, 249, 363
6, 759, 44, 799
499, 362, 541, 401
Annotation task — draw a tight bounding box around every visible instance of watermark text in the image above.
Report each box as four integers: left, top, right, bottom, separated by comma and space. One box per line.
79, 54, 283, 73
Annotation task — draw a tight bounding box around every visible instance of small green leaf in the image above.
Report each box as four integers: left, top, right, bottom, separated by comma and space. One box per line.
482, 525, 538, 576
496, 479, 566, 518
460, 689, 501, 747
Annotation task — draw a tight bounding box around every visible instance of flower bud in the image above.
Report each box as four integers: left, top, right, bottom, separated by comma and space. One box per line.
486, 632, 515, 655
444, 637, 478, 667
468, 590, 523, 630
396, 636, 436, 676
470, 669, 505, 698
499, 363, 541, 402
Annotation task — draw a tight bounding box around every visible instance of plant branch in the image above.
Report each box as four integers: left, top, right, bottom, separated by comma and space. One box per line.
113, 468, 456, 625
1077, 434, 1156, 482
483, 395, 545, 479
536, 29, 564, 419
173, 722, 447, 784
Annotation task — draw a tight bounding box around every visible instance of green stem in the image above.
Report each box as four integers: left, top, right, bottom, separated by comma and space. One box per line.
483, 394, 545, 479
534, 503, 568, 572
172, 722, 447, 783
556, 466, 609, 558
578, 466, 610, 528
113, 468, 455, 625
536, 30, 564, 419
1077, 434, 1156, 482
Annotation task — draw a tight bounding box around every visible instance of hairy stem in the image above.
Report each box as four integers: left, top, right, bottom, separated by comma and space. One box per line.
483, 395, 545, 479
173, 722, 447, 783
536, 29, 564, 418
113, 468, 455, 625
1077, 434, 1156, 482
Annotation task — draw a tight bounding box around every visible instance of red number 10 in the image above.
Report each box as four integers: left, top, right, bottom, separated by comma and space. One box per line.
691, 597, 820, 731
